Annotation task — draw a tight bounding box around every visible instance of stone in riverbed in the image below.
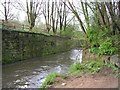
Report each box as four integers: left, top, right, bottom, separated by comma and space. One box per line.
61, 83, 66, 86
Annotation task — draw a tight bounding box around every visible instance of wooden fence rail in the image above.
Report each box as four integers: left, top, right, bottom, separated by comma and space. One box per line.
0, 20, 30, 31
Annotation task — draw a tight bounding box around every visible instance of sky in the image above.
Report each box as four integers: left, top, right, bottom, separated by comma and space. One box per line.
0, 0, 119, 24
0, 0, 76, 24
0, 0, 23, 21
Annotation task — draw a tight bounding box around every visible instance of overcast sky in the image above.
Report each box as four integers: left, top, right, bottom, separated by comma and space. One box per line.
0, 0, 119, 24
0, 0, 76, 24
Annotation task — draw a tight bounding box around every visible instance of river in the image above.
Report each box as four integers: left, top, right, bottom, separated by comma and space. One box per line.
2, 48, 82, 88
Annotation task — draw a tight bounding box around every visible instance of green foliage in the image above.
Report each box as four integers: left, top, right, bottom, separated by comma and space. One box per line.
69, 60, 104, 75
105, 62, 119, 78
87, 25, 100, 47
98, 39, 117, 55
69, 63, 84, 74
105, 62, 118, 73
89, 47, 99, 54
84, 60, 104, 74
87, 25, 117, 55
40, 72, 57, 88
89, 38, 117, 55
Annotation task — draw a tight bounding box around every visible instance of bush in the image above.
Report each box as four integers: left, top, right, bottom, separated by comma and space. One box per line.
89, 38, 117, 55
87, 25, 117, 55
98, 39, 117, 55
87, 25, 100, 47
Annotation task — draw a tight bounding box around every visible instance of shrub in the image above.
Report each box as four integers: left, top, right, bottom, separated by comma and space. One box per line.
98, 39, 117, 55
87, 25, 117, 55
87, 25, 100, 47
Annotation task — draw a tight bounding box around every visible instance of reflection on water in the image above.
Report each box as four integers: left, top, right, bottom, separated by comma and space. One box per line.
70, 49, 83, 63
2, 48, 82, 88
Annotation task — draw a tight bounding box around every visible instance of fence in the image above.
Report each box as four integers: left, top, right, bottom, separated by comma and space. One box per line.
0, 20, 30, 31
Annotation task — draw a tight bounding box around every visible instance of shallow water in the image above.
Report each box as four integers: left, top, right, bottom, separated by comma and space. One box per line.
2, 48, 82, 88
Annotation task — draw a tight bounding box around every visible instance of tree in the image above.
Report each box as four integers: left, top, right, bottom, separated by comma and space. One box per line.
105, 1, 120, 34
26, 0, 43, 30
43, 0, 52, 33
66, 0, 86, 34
42, 0, 69, 35
14, 0, 43, 30
86, 1, 120, 34
81, 1, 89, 28
43, 0, 59, 34
0, 0, 16, 21
58, 0, 68, 34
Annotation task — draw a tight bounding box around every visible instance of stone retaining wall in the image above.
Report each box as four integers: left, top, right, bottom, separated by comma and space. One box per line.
2, 30, 81, 64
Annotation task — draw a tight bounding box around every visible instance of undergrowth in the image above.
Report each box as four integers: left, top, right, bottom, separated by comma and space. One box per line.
69, 60, 119, 75
69, 60, 104, 75
40, 60, 119, 89
105, 62, 119, 78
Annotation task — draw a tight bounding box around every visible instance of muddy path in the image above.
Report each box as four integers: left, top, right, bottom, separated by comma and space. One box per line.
51, 67, 118, 88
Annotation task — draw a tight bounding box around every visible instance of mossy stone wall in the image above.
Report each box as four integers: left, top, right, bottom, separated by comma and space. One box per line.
2, 30, 81, 64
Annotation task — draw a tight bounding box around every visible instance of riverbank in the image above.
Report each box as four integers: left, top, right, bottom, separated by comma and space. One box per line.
41, 49, 119, 88
3, 49, 82, 88
2, 29, 81, 64
50, 66, 118, 88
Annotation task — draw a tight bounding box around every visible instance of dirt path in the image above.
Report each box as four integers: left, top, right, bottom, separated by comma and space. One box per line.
51, 67, 118, 88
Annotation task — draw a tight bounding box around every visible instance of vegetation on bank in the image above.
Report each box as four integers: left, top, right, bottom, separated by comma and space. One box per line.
40, 72, 58, 88
87, 25, 118, 55
1, 0, 119, 88
69, 60, 118, 75
40, 59, 119, 88
69, 60, 104, 75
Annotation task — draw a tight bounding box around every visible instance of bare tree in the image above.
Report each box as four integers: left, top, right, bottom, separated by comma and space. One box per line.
26, 0, 43, 30
42, 0, 69, 35
43, 0, 60, 34
81, 1, 90, 28
14, 0, 43, 30
105, 1, 120, 34
66, 0, 86, 34
0, 0, 15, 21
43, 0, 52, 33
58, 0, 68, 33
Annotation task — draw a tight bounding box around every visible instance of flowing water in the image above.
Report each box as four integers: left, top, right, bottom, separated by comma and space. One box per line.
2, 48, 82, 88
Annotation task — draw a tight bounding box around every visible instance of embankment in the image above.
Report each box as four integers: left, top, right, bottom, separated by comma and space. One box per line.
2, 29, 82, 64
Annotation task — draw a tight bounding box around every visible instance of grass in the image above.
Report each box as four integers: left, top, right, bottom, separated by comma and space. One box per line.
69, 60, 109, 75
105, 62, 119, 78
69, 59, 119, 76
40, 72, 57, 88
40, 60, 119, 89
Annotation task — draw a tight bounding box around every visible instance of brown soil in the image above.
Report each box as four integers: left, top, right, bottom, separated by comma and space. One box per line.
50, 67, 118, 88
49, 49, 119, 88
